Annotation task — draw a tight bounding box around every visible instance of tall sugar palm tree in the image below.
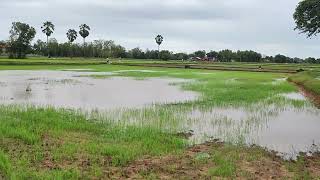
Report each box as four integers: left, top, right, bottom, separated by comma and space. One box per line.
66, 29, 77, 58
41, 21, 55, 57
79, 24, 90, 45
67, 29, 77, 43
79, 24, 90, 57
155, 35, 164, 60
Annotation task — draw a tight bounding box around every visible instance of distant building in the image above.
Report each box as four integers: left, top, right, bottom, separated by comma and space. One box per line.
0, 44, 8, 54
191, 55, 217, 62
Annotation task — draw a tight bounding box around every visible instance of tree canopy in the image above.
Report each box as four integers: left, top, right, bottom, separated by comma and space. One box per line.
8, 22, 36, 59
66, 29, 78, 43
294, 0, 320, 37
79, 24, 90, 43
41, 21, 55, 37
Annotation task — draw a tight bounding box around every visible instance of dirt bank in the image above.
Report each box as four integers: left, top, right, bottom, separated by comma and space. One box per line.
109, 142, 320, 179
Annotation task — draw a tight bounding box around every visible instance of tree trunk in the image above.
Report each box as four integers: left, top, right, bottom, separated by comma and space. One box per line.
47, 36, 49, 58
83, 38, 85, 58
158, 45, 160, 60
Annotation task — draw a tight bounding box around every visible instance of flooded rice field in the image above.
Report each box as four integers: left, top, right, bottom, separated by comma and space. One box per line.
0, 70, 320, 159
183, 105, 320, 159
0, 70, 198, 109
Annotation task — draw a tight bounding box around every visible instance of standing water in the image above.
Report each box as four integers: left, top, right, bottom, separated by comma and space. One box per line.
0, 70, 319, 159
0, 70, 198, 110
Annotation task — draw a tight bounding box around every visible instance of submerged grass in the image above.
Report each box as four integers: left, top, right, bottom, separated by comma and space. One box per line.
0, 62, 319, 178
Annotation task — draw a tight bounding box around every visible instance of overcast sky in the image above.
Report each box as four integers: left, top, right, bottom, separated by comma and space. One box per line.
1, 0, 319, 58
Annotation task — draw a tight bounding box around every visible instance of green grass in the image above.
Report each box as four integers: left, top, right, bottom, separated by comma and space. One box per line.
288, 71, 320, 95
0, 57, 320, 71
0, 106, 185, 179
0, 58, 319, 179
209, 149, 237, 177
0, 150, 12, 178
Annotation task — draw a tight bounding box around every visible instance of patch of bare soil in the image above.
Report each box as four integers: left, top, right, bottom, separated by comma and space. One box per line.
41, 134, 63, 170
305, 153, 320, 178
300, 87, 320, 108
289, 81, 320, 108
114, 143, 294, 179
2, 135, 320, 179
240, 157, 292, 179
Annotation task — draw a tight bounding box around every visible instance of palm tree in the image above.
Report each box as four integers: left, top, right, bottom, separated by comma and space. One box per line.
41, 21, 55, 57
79, 24, 90, 57
155, 35, 164, 59
66, 29, 77, 43
79, 24, 90, 45
66, 29, 77, 58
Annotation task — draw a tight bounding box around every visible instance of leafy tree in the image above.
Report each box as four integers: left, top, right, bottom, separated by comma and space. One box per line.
110, 44, 126, 58
33, 39, 46, 56
41, 21, 55, 57
218, 49, 235, 62
207, 51, 219, 59
48, 38, 59, 57
194, 50, 206, 58
66, 29, 77, 43
294, 0, 320, 37
274, 54, 290, 63
305, 57, 317, 63
128, 47, 145, 59
174, 53, 189, 60
145, 49, 158, 59
159, 50, 172, 60
79, 24, 90, 44
8, 22, 36, 59
292, 57, 303, 63
236, 50, 262, 62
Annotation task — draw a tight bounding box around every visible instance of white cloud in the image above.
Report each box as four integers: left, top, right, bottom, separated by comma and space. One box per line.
0, 0, 319, 58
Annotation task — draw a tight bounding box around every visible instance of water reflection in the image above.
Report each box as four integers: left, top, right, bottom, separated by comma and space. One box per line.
0, 70, 198, 110
183, 105, 320, 159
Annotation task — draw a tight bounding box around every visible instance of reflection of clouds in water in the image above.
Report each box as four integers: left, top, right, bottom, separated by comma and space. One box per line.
0, 81, 6, 87
281, 92, 306, 101
92, 102, 320, 159
181, 104, 320, 159
0, 70, 198, 110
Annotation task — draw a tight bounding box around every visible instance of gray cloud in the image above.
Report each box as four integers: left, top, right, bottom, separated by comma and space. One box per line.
0, 0, 319, 58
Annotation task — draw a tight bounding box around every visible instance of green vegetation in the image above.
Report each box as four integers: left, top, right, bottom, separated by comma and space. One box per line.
289, 71, 320, 95
294, 0, 320, 37
0, 60, 319, 179
0, 106, 184, 179
7, 22, 36, 59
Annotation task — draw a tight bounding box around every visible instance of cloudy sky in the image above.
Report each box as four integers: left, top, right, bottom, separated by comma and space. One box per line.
1, 0, 319, 58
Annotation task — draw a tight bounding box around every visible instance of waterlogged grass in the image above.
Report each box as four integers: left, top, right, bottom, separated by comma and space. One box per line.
98, 68, 298, 106
0, 106, 185, 179
0, 62, 319, 178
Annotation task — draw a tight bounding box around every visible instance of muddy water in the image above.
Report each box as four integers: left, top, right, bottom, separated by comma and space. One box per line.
281, 92, 306, 101
0, 70, 198, 110
184, 104, 320, 159
1, 70, 320, 159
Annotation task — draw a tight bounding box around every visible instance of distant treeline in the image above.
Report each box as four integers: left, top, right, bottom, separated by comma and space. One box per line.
1, 38, 319, 64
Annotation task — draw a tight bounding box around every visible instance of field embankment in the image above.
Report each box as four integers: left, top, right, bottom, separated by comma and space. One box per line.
288, 71, 320, 106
